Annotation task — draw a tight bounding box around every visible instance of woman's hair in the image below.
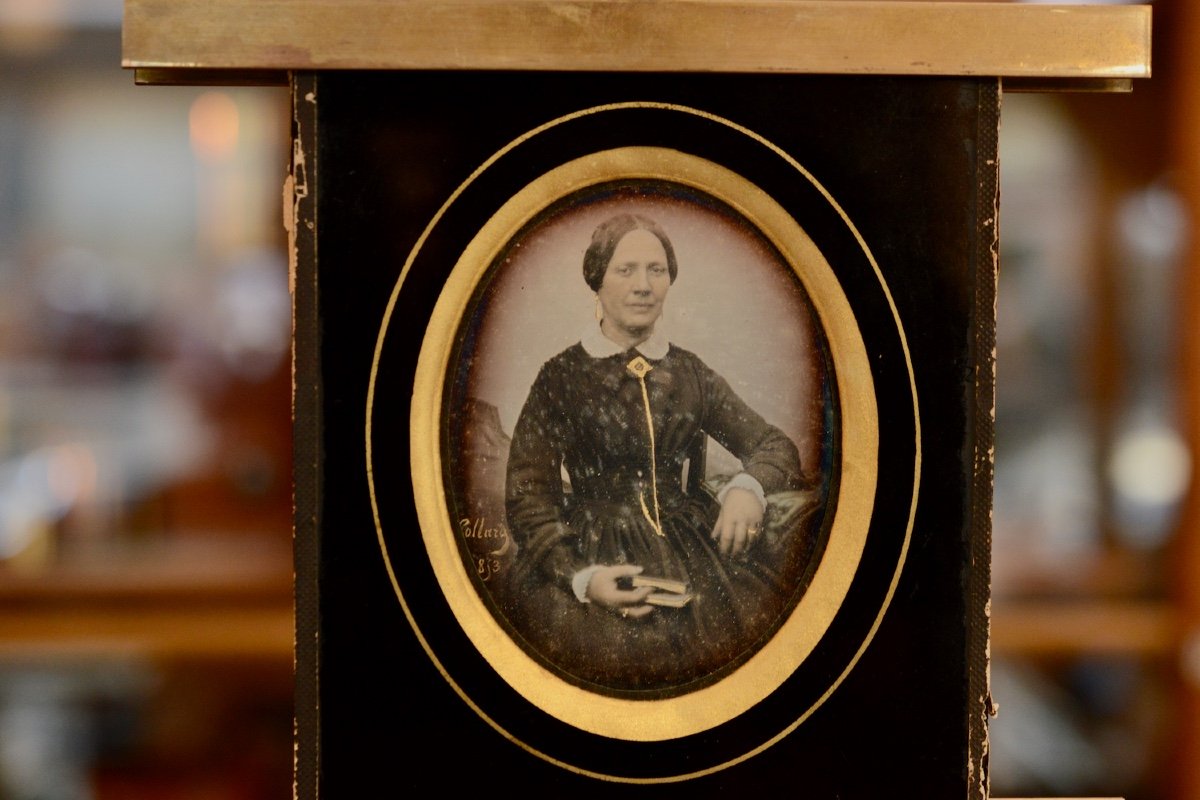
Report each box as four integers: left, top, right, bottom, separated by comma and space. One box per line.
582, 213, 678, 291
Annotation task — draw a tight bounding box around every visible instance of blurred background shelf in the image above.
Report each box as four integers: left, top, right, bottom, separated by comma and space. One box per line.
994, 601, 1177, 659
0, 534, 292, 662
0, 9, 294, 798
0, 606, 293, 662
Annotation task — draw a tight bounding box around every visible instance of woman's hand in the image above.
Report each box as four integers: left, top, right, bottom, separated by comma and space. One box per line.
585, 564, 655, 619
712, 487, 764, 558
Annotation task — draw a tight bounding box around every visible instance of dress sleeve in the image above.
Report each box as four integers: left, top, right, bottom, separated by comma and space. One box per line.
505, 365, 580, 589
698, 360, 803, 495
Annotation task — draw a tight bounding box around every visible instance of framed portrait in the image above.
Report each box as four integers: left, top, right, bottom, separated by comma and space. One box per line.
402, 143, 880, 736
295, 72, 994, 796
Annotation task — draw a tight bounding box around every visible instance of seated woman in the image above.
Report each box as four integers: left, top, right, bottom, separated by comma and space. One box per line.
504, 212, 811, 694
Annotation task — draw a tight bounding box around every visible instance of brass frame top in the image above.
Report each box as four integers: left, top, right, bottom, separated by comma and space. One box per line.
123, 0, 1149, 87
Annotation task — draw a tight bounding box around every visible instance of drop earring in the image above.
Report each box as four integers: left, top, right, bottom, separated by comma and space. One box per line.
594, 295, 604, 321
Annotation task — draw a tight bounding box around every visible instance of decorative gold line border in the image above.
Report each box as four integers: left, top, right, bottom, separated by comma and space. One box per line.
365, 102, 921, 782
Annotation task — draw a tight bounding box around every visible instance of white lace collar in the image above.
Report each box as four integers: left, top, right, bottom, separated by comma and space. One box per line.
579, 321, 670, 360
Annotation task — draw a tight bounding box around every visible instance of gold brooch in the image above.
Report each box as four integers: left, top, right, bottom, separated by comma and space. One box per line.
626, 355, 653, 379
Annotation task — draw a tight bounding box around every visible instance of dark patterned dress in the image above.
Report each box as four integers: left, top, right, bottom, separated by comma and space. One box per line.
504, 341, 807, 694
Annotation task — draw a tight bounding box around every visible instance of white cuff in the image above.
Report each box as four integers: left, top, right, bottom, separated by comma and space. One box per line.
571, 564, 604, 603
716, 472, 767, 512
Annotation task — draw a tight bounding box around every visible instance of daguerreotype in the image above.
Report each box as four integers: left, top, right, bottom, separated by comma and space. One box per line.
403, 145, 884, 740
450, 181, 835, 696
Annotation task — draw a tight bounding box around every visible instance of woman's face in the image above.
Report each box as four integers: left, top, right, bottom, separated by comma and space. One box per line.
597, 228, 671, 345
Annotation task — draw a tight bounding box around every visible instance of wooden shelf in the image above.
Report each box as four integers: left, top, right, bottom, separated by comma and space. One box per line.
0, 606, 293, 662
0, 535, 292, 662
992, 600, 1177, 658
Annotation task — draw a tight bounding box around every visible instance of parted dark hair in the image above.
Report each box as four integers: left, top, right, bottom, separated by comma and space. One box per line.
581, 213, 678, 291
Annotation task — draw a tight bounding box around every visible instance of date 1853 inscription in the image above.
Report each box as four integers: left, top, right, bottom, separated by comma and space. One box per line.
460, 517, 511, 582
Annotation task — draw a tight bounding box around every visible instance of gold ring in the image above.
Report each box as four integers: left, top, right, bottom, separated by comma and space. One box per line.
747, 525, 760, 535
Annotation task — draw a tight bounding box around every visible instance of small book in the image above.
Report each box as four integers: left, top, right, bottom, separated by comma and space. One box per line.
630, 575, 689, 595
645, 591, 695, 609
